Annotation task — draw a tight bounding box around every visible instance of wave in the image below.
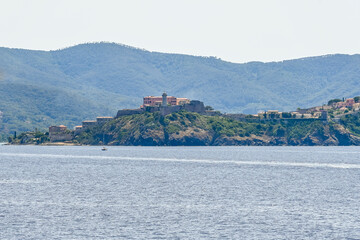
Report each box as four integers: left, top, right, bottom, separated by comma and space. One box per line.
1, 152, 360, 169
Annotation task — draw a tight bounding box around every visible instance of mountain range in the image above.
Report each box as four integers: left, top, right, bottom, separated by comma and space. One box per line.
1, 42, 360, 138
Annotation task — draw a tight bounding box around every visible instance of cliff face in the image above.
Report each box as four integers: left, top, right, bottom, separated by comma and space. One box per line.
75, 111, 360, 146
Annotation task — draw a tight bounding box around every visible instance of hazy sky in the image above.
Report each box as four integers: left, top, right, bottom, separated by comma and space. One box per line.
1, 0, 359, 63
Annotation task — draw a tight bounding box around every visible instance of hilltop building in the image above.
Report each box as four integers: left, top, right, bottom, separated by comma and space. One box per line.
116, 92, 205, 117
142, 93, 190, 108
48, 125, 73, 142
334, 98, 356, 109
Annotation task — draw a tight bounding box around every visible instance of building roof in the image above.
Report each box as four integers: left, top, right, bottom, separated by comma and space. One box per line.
144, 95, 175, 98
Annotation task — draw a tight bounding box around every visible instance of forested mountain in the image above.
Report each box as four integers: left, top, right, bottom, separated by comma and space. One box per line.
1, 42, 360, 138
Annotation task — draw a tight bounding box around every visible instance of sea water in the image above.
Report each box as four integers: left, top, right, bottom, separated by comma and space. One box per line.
0, 145, 360, 239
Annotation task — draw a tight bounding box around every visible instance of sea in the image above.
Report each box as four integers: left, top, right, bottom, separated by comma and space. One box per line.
0, 145, 360, 239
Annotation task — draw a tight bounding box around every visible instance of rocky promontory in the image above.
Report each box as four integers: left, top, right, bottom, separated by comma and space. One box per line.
71, 111, 360, 146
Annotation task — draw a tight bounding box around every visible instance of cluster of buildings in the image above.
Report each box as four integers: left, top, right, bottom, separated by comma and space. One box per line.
49, 117, 114, 142
48, 92, 207, 142
142, 95, 190, 107
330, 98, 360, 112
117, 92, 206, 117
255, 97, 360, 120
255, 109, 328, 120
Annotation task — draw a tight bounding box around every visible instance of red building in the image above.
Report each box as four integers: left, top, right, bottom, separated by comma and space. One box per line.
346, 98, 355, 107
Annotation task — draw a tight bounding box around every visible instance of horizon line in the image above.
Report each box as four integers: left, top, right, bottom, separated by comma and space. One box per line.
0, 41, 359, 64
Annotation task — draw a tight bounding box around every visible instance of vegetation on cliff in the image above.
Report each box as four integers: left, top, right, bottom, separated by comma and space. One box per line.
71, 111, 360, 146
7, 131, 49, 145
340, 113, 360, 137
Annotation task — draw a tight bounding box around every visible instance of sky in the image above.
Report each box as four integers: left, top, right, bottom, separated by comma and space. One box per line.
0, 0, 359, 63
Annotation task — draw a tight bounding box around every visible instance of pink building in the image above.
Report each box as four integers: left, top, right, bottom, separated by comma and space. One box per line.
335, 102, 346, 108
176, 98, 190, 105
335, 98, 356, 108
345, 98, 355, 107
142, 95, 190, 107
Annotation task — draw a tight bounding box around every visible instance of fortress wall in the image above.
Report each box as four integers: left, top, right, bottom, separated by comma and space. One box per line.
49, 133, 73, 142
160, 105, 182, 116
116, 109, 144, 118
183, 100, 206, 114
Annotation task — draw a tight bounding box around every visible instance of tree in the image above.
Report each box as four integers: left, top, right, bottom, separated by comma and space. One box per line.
354, 96, 360, 103
205, 105, 214, 111
328, 98, 342, 106
282, 112, 292, 118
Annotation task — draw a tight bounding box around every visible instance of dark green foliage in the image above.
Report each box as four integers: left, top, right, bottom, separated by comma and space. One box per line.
281, 112, 292, 118
340, 113, 360, 136
354, 96, 360, 103
284, 120, 324, 140
7, 130, 49, 144
206, 116, 263, 137
328, 99, 342, 105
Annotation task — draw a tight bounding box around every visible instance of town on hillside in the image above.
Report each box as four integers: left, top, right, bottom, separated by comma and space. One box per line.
11, 94, 360, 144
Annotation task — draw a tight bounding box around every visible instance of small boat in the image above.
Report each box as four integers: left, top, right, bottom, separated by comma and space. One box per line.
101, 133, 107, 151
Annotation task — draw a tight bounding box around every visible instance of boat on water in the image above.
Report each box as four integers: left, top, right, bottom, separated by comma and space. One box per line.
101, 133, 107, 151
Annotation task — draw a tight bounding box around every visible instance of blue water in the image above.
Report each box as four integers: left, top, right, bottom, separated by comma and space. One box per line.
1, 145, 360, 239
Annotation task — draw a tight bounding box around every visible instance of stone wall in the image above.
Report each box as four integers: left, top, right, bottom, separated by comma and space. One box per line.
158, 100, 205, 116
49, 132, 73, 142
223, 113, 247, 120
160, 105, 182, 116
183, 100, 206, 114
96, 117, 113, 124
116, 100, 206, 117
82, 121, 97, 129
116, 109, 144, 118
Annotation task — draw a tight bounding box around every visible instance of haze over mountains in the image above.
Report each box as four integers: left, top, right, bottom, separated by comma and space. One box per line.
1, 42, 360, 137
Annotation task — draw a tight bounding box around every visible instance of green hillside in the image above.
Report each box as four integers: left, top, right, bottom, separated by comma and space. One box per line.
1, 42, 360, 139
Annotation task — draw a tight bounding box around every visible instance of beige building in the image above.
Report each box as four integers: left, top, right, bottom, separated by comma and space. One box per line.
48, 125, 73, 142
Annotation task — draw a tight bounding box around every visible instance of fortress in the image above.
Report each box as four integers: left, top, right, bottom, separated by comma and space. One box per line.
116, 92, 206, 117
48, 93, 209, 142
